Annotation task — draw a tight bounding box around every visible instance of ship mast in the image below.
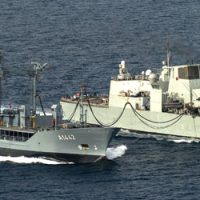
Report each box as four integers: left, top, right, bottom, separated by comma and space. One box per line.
166, 35, 171, 67
0, 68, 3, 115
0, 51, 3, 115
31, 62, 48, 116
79, 86, 84, 125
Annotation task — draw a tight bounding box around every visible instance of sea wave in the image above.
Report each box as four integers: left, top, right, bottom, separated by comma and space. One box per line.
106, 145, 127, 160
119, 129, 200, 144
167, 138, 200, 144
0, 156, 73, 165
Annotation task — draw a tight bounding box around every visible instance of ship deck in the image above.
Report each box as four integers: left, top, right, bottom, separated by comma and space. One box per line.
60, 97, 109, 108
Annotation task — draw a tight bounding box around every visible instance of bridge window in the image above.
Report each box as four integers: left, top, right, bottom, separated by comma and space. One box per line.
178, 66, 200, 79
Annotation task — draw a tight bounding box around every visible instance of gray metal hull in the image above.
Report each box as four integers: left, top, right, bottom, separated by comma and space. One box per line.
0, 127, 118, 163
60, 101, 200, 138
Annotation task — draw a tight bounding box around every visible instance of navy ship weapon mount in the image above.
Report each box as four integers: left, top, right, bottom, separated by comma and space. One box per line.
0, 61, 119, 164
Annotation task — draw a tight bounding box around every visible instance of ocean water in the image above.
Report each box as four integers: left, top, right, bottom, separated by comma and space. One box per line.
0, 0, 200, 199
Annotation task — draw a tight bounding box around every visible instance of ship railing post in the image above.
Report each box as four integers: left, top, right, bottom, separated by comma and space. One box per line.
55, 111, 57, 131
80, 87, 84, 125
85, 109, 87, 124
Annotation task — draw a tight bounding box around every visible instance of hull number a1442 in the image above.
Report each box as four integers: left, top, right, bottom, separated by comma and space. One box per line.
58, 134, 76, 141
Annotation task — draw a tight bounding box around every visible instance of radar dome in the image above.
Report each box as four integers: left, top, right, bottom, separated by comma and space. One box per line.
148, 73, 157, 83
121, 60, 125, 65
145, 69, 152, 76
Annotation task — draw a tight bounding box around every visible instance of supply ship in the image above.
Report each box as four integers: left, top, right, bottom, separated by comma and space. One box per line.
0, 62, 118, 163
61, 58, 200, 139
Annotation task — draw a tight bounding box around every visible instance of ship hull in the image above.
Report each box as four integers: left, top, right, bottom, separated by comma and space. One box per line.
0, 127, 118, 163
60, 101, 200, 138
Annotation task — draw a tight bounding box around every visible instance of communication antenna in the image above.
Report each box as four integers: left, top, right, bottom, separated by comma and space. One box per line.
31, 62, 48, 116
166, 35, 171, 67
0, 68, 3, 114
0, 50, 4, 114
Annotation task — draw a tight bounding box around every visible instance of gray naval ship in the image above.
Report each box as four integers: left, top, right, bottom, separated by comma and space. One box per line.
60, 54, 200, 139
0, 62, 118, 163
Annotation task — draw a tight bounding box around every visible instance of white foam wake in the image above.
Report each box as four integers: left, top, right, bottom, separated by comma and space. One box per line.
0, 156, 73, 165
106, 145, 127, 160
120, 129, 200, 144
168, 138, 200, 144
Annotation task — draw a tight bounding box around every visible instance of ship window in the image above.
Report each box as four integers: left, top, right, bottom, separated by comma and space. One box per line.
0, 129, 34, 142
178, 66, 200, 79
18, 132, 22, 138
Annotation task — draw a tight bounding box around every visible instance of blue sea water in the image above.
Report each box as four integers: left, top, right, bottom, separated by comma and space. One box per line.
1, 0, 200, 199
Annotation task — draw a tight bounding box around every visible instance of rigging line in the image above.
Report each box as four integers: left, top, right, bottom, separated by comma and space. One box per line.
67, 100, 80, 121
87, 99, 184, 127
132, 110, 184, 129
87, 100, 129, 127
37, 95, 46, 116
87, 99, 183, 128
127, 102, 184, 124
